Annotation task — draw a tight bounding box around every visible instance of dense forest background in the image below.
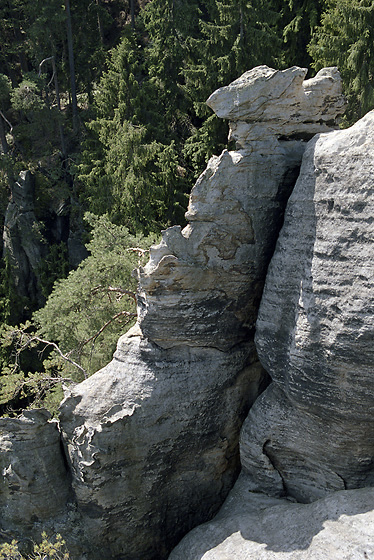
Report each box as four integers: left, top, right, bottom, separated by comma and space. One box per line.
0, 0, 373, 414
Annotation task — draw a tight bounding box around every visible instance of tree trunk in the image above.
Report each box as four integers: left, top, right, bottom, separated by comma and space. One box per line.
96, 0, 104, 43
38, 56, 67, 157
65, 0, 79, 133
0, 114, 9, 154
131, 0, 135, 30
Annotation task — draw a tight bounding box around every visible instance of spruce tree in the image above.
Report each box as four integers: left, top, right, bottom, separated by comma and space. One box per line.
183, 0, 281, 175
277, 0, 326, 69
309, 0, 374, 123
79, 23, 190, 233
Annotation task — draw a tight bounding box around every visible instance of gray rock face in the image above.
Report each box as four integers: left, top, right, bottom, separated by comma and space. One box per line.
0, 67, 351, 560
2, 170, 88, 319
137, 66, 344, 351
3, 170, 47, 310
58, 65, 345, 558
241, 111, 374, 503
169, 475, 374, 560
0, 410, 71, 539
60, 326, 263, 559
207, 66, 346, 143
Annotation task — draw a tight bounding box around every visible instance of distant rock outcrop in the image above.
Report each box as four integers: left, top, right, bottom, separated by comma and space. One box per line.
3, 170, 47, 313
2, 170, 88, 321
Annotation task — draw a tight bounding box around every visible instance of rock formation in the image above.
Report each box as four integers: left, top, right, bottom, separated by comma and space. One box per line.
2, 169, 88, 321
0, 410, 74, 546
3, 170, 47, 313
169, 475, 374, 560
138, 66, 345, 351
3, 65, 371, 560
58, 66, 345, 559
169, 91, 374, 558
241, 110, 374, 503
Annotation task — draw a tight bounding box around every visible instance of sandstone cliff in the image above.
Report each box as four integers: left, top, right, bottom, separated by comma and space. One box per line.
2, 66, 373, 560
170, 79, 374, 558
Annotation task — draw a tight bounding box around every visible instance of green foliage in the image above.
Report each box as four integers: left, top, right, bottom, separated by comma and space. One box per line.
34, 213, 156, 378
277, 0, 326, 69
0, 322, 57, 416
8, 75, 62, 159
0, 532, 69, 559
10, 77, 46, 113
0, 74, 12, 106
37, 242, 70, 298
184, 0, 281, 104
0, 214, 156, 415
181, 0, 281, 174
309, 0, 374, 123
78, 30, 190, 232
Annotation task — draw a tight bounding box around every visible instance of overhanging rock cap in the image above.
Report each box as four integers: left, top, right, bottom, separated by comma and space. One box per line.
206, 65, 346, 126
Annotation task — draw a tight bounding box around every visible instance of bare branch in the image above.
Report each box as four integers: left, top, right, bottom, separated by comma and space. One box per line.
91, 284, 137, 303
38, 56, 54, 77
79, 310, 136, 351
127, 246, 150, 266
0, 109, 13, 132
18, 335, 87, 378
127, 247, 149, 258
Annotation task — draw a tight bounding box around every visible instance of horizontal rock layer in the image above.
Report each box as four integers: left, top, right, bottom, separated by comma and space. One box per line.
242, 110, 374, 502
207, 66, 346, 129
59, 326, 264, 559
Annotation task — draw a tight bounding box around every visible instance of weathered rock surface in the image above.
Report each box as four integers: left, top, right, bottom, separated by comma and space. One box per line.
3, 170, 47, 311
0, 410, 71, 540
60, 325, 263, 559
169, 474, 374, 560
241, 110, 374, 502
137, 66, 344, 351
57, 66, 344, 558
2, 170, 88, 320
207, 66, 346, 145
0, 66, 350, 560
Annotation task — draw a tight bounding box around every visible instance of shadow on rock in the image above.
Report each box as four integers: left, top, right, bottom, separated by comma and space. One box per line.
169, 474, 374, 559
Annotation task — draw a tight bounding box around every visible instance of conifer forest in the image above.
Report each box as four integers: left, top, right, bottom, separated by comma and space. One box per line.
0, 0, 373, 414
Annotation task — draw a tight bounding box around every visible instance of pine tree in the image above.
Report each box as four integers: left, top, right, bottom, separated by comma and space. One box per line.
78, 27, 190, 233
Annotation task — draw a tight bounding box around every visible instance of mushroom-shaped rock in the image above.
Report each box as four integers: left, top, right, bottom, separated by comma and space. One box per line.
207, 66, 346, 136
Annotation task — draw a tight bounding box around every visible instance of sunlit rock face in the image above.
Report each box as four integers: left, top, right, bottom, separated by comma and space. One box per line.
168, 95, 374, 560
59, 66, 344, 559
169, 476, 374, 560
137, 65, 345, 351
241, 110, 374, 503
